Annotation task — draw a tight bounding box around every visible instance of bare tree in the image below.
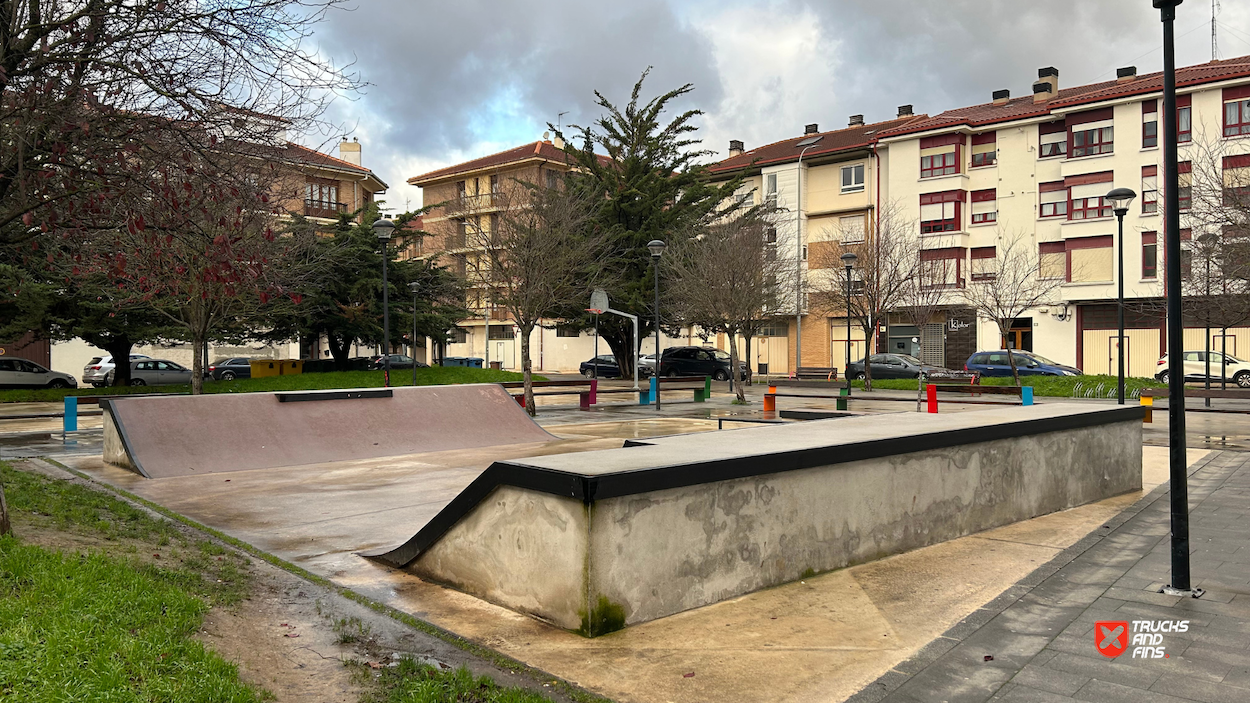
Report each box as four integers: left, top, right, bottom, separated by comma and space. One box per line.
896, 244, 949, 409
664, 210, 793, 402
959, 235, 1068, 386
807, 201, 917, 390
453, 177, 608, 415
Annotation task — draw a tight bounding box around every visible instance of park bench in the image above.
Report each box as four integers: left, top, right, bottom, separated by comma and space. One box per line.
923, 383, 1033, 413
640, 376, 712, 405
1137, 386, 1250, 421
763, 383, 855, 412
791, 366, 839, 381
499, 379, 608, 410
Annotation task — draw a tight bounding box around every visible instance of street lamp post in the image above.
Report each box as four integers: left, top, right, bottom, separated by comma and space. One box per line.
841, 252, 858, 396
1198, 232, 1216, 407
648, 240, 667, 411
409, 281, 421, 387
1106, 187, 1137, 405
1154, 0, 1199, 598
373, 217, 395, 388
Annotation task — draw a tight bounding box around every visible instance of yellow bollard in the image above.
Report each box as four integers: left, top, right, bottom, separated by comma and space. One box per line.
1140, 394, 1154, 423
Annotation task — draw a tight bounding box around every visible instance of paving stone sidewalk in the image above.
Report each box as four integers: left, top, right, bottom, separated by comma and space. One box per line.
850, 450, 1250, 703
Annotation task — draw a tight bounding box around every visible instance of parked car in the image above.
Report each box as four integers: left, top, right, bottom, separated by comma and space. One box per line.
1155, 351, 1250, 387
82, 353, 150, 387
580, 354, 620, 378
638, 353, 657, 377
106, 358, 194, 386
964, 350, 1082, 377
844, 354, 952, 380
206, 357, 253, 381
0, 357, 78, 389
368, 354, 427, 370
656, 346, 747, 381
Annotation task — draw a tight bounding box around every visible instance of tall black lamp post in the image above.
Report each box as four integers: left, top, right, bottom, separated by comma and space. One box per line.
841, 251, 858, 395
1155, 0, 1200, 598
647, 240, 667, 411
1106, 187, 1137, 405
373, 217, 395, 388
409, 281, 421, 387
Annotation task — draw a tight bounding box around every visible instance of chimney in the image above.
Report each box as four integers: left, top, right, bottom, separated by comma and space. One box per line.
1033, 66, 1059, 103
848, 114, 864, 127
992, 89, 1010, 106
553, 134, 565, 149
804, 123, 819, 134
728, 139, 744, 157
340, 137, 361, 166
897, 104, 913, 117
1117, 66, 1137, 83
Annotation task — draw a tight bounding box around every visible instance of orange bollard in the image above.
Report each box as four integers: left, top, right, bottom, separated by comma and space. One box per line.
764, 393, 776, 413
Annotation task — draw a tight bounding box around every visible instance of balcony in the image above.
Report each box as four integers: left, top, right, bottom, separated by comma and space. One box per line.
454, 192, 498, 213
304, 199, 347, 219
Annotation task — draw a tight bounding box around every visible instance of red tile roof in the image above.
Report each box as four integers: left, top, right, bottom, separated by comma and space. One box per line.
707, 115, 929, 174
280, 142, 379, 177
877, 54, 1250, 140
409, 141, 608, 185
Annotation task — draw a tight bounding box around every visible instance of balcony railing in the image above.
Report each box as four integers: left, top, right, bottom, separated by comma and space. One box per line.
454, 192, 498, 213
304, 199, 347, 219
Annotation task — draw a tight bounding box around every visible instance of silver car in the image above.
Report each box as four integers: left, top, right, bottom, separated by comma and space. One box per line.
106, 358, 193, 386
83, 353, 149, 387
0, 357, 78, 389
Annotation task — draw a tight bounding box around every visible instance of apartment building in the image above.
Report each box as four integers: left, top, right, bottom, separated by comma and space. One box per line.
877, 55, 1250, 377
707, 111, 926, 373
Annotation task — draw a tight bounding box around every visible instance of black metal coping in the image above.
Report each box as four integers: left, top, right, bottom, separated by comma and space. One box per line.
366, 405, 1145, 567
276, 389, 393, 402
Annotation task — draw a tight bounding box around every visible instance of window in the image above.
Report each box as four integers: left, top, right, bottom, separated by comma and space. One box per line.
455, 180, 466, 198
839, 214, 866, 243
736, 187, 755, 207
1039, 242, 1066, 279
765, 173, 777, 205
450, 329, 468, 344
488, 325, 515, 340
757, 321, 789, 337
1178, 94, 1192, 143
1143, 100, 1158, 148
545, 169, 560, 189
920, 248, 964, 289
920, 134, 963, 178
1224, 92, 1250, 137
1142, 232, 1158, 279
1068, 236, 1114, 283
971, 132, 996, 167
841, 163, 865, 192
1067, 174, 1115, 220
555, 325, 580, 338
920, 191, 963, 233
1071, 123, 1113, 157
1224, 154, 1250, 201
970, 188, 996, 224
490, 174, 500, 193
1039, 181, 1067, 218
1142, 165, 1158, 214
971, 246, 997, 281
1039, 120, 1066, 158
765, 226, 777, 243
1179, 161, 1192, 211
489, 214, 500, 245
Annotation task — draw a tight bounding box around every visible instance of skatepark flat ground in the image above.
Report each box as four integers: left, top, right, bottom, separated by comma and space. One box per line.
52, 404, 1207, 703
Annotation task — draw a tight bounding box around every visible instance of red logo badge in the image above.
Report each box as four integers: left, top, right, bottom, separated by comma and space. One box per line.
1095, 621, 1129, 658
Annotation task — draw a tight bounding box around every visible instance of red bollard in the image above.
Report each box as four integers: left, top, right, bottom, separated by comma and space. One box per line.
926, 384, 938, 414
589, 378, 598, 405
764, 384, 777, 413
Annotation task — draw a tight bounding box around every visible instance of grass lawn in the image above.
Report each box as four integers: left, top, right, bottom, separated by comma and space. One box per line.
0, 366, 545, 403
359, 659, 562, 703
767, 374, 1165, 398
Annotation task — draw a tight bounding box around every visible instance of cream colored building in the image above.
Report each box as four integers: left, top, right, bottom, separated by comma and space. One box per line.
877, 56, 1250, 377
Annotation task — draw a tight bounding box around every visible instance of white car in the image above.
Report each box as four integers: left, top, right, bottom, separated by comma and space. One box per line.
83, 353, 149, 387
1155, 351, 1250, 388
0, 357, 78, 389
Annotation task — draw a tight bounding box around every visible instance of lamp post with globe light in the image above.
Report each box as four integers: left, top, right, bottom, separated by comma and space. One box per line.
648, 240, 667, 411
372, 217, 395, 388
1105, 187, 1137, 405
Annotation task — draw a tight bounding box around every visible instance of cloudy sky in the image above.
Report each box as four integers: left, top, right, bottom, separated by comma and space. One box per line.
309, 0, 1250, 212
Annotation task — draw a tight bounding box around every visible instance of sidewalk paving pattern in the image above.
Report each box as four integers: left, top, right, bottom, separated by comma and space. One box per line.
850, 450, 1250, 703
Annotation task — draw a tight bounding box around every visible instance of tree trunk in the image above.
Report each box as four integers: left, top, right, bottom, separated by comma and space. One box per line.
600, 327, 635, 380
102, 338, 134, 387
0, 483, 10, 537
861, 318, 875, 391
744, 333, 753, 384
328, 334, 353, 370
191, 333, 205, 394
1006, 347, 1021, 387
520, 322, 535, 416
728, 332, 745, 402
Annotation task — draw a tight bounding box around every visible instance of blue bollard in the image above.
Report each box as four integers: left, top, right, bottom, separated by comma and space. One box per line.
1022, 386, 1034, 406
64, 396, 78, 433
649, 376, 657, 405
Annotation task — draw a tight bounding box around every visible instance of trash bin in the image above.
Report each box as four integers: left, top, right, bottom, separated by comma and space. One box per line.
465, 357, 484, 368
250, 360, 280, 378
441, 356, 466, 367
489, 361, 502, 370
757, 362, 769, 375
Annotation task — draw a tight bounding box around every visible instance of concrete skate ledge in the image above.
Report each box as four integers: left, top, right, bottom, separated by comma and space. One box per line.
371, 404, 1143, 631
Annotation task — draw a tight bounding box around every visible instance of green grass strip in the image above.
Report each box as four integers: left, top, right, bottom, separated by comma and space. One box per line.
32, 459, 612, 703
359, 658, 562, 703
0, 367, 546, 403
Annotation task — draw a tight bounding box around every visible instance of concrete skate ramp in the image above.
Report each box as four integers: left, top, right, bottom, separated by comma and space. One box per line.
101, 384, 554, 478
369, 404, 1144, 630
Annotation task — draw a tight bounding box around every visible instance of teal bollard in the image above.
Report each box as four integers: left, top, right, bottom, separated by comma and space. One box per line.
1022, 386, 1034, 406
64, 396, 78, 433
649, 376, 657, 404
